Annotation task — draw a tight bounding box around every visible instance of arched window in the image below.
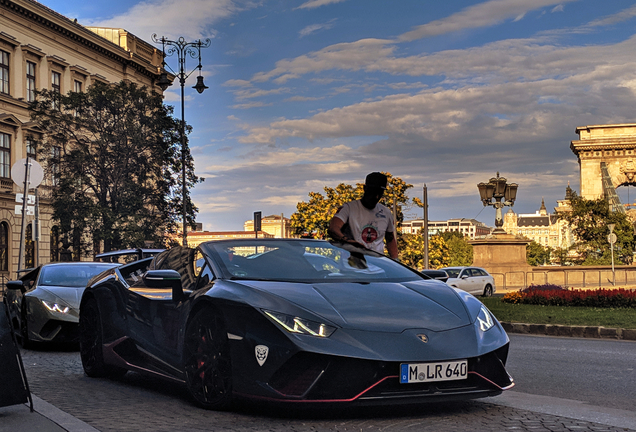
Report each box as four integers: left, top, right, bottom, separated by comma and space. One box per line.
0, 222, 8, 272
50, 225, 60, 262
25, 224, 34, 268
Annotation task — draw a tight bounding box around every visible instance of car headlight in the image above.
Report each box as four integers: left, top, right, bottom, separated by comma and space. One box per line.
41, 300, 70, 314
477, 305, 494, 332
264, 310, 336, 338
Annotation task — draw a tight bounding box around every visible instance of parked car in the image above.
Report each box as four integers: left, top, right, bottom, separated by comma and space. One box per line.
441, 266, 496, 297
420, 269, 449, 283
95, 248, 164, 264
5, 262, 119, 348
79, 238, 513, 410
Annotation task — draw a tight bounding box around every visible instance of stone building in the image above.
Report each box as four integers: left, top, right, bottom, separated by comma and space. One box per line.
401, 218, 491, 240
1, 0, 165, 278
502, 186, 574, 250
243, 214, 292, 238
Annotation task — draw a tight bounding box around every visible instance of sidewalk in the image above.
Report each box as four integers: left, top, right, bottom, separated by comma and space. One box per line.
0, 394, 98, 432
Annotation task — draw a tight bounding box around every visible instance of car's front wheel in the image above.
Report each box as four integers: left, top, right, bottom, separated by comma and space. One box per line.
483, 284, 493, 297
80, 298, 126, 378
183, 308, 233, 410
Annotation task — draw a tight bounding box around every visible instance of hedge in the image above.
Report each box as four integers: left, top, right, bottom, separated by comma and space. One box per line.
502, 284, 636, 308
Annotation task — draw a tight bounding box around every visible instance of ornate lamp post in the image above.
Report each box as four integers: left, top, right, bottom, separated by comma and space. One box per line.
152, 34, 211, 246
477, 172, 518, 233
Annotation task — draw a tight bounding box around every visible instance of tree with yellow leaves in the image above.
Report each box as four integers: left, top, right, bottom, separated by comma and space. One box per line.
291, 173, 422, 239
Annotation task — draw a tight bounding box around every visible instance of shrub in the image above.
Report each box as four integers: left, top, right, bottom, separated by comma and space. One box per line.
502, 287, 636, 308
522, 283, 566, 292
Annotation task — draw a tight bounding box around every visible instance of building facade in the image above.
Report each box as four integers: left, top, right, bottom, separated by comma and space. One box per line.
401, 218, 491, 240
1, 0, 165, 278
243, 214, 292, 238
502, 187, 575, 250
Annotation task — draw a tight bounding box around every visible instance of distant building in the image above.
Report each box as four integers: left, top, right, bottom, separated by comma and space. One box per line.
401, 218, 491, 240
503, 186, 574, 249
179, 230, 275, 248
244, 214, 292, 238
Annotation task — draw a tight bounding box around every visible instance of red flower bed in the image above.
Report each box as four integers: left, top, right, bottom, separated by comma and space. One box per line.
503, 285, 636, 308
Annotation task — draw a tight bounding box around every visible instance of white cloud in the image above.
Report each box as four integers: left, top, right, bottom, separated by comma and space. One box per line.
398, 0, 578, 42
83, 0, 251, 40
299, 19, 337, 38
295, 0, 347, 10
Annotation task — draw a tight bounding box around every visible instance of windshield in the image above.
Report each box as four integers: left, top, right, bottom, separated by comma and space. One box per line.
444, 268, 461, 278
39, 264, 117, 287
202, 239, 422, 283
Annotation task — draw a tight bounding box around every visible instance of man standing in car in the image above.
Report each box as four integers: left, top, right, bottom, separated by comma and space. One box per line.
328, 172, 399, 259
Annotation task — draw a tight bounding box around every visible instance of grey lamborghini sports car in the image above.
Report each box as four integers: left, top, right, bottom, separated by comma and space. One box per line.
5, 262, 119, 347
79, 238, 513, 410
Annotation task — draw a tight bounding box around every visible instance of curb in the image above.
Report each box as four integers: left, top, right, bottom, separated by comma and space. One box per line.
501, 322, 636, 340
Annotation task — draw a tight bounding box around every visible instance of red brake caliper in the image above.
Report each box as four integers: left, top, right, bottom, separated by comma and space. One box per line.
198, 333, 206, 380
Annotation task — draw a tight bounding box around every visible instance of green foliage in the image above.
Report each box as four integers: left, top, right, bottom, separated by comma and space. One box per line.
556, 192, 635, 265
526, 241, 552, 266
291, 172, 421, 239
29, 81, 202, 255
439, 231, 473, 266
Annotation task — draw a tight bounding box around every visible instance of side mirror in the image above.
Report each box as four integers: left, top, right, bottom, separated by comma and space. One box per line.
143, 270, 185, 302
461, 275, 469, 279
6, 280, 25, 294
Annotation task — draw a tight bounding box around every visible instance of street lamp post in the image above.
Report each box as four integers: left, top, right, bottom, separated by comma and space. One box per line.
152, 34, 210, 247
477, 172, 518, 233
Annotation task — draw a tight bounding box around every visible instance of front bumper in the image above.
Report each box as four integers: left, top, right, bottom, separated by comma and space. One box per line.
238, 343, 513, 405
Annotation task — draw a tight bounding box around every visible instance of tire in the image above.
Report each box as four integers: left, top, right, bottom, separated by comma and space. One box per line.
183, 308, 232, 410
80, 298, 127, 378
482, 284, 493, 297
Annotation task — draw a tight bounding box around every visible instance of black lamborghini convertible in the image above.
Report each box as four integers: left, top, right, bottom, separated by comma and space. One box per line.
79, 238, 513, 410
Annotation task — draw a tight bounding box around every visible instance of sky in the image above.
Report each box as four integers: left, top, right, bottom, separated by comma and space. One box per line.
36, 0, 636, 231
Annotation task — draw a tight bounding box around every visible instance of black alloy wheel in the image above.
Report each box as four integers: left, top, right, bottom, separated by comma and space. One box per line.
483, 284, 493, 297
79, 298, 127, 378
183, 308, 233, 410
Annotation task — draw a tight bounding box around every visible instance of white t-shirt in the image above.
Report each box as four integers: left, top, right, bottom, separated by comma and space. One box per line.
333, 200, 395, 254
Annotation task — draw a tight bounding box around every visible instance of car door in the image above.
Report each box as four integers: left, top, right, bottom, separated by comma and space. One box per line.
459, 268, 479, 294
125, 247, 195, 367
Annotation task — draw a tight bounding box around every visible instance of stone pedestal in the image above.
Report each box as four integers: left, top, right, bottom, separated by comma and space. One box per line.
469, 232, 531, 289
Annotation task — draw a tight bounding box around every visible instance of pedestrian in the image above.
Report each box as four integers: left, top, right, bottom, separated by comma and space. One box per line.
328, 172, 399, 259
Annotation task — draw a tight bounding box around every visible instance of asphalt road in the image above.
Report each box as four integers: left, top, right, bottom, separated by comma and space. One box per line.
7, 334, 636, 432
506, 334, 636, 411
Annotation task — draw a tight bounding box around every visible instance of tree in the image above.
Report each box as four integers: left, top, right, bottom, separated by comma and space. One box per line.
291, 172, 422, 239
556, 192, 635, 265
526, 241, 552, 266
29, 81, 202, 256
439, 231, 473, 266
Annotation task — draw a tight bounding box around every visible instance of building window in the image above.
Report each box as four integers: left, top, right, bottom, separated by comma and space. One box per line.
26, 138, 36, 160
52, 71, 61, 109
74, 80, 82, 93
26, 61, 36, 102
0, 50, 8, 95
0, 133, 10, 178
25, 224, 34, 268
0, 222, 8, 272
51, 146, 61, 185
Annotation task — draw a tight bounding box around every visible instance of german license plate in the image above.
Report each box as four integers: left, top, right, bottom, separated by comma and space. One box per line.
400, 360, 468, 383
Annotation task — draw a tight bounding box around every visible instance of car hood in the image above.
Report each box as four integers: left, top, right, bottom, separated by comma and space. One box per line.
36, 286, 84, 310
235, 279, 471, 332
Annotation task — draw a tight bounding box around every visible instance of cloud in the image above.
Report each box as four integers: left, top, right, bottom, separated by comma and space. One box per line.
299, 19, 337, 38
82, 0, 252, 40
295, 0, 347, 10
587, 5, 636, 28
551, 4, 564, 13
398, 0, 578, 42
